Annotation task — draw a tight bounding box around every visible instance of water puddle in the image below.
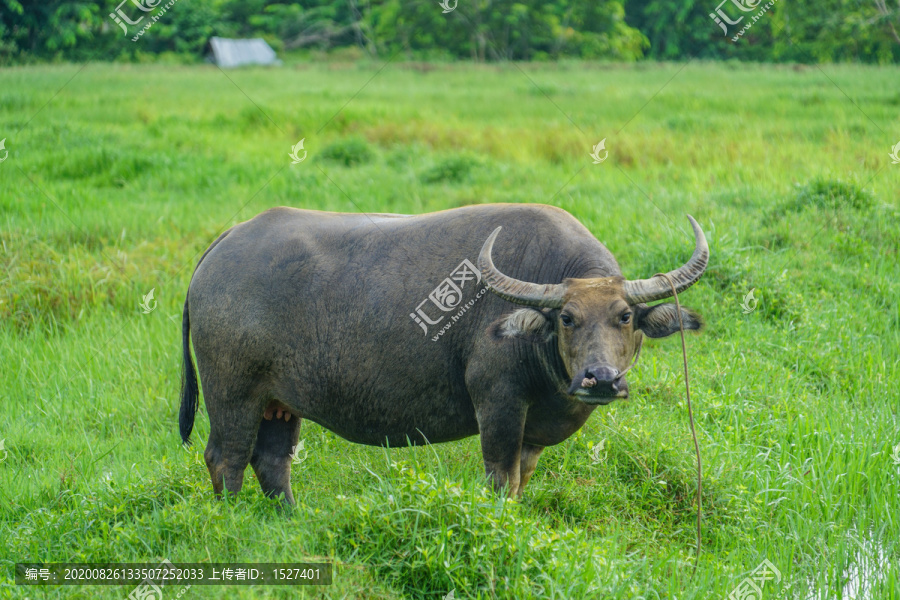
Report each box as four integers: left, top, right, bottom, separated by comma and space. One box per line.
801, 530, 893, 599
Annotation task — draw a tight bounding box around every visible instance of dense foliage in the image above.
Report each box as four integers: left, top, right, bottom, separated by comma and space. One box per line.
1, 0, 898, 63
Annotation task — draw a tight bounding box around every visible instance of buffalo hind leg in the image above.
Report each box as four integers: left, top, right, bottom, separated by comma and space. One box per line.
517, 444, 544, 497
204, 388, 263, 499
251, 408, 301, 505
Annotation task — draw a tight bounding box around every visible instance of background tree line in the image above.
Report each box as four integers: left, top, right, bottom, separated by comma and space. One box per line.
1, 0, 898, 63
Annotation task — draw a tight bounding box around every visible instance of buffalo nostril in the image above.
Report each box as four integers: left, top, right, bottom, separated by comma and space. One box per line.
574, 365, 622, 394
611, 376, 629, 394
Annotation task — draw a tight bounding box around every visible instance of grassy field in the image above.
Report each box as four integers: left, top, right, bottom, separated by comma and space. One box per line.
1, 59, 899, 599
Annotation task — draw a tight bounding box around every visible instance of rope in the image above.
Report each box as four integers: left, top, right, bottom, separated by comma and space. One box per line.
653, 272, 702, 573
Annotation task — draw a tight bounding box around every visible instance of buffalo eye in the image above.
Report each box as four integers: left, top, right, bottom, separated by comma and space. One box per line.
620, 312, 632, 325
560, 313, 575, 327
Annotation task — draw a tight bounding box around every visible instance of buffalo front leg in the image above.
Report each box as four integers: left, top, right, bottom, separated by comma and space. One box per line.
251, 404, 301, 506
478, 408, 527, 497
517, 443, 544, 497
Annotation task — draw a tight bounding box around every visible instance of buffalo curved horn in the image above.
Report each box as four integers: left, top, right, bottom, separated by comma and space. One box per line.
623, 215, 709, 305
478, 226, 567, 308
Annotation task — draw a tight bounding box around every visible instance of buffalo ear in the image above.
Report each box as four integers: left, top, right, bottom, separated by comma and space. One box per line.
489, 308, 555, 343
634, 303, 703, 338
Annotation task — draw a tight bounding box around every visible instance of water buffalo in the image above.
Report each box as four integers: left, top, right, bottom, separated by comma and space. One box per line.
179, 203, 708, 504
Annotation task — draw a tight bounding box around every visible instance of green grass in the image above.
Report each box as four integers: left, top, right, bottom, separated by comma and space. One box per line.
1, 60, 899, 599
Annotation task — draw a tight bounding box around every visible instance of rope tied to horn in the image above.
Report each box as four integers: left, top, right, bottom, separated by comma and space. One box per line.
653, 271, 702, 575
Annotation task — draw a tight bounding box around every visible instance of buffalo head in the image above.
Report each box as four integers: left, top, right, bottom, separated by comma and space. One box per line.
478, 216, 708, 405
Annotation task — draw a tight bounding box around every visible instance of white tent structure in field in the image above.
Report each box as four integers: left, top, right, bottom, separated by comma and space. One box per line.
207, 37, 281, 68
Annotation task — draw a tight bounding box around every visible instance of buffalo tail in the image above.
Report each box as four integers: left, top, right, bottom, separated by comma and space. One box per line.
179, 294, 199, 445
